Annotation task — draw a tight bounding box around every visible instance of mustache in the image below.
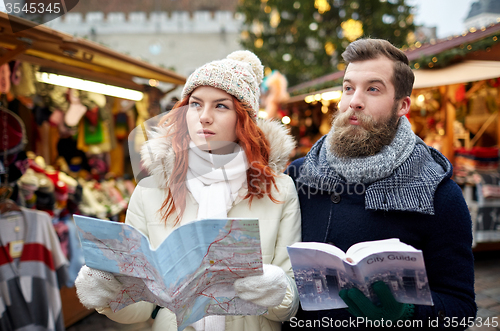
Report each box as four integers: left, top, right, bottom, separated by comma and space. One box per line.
328, 108, 400, 158
332, 109, 377, 130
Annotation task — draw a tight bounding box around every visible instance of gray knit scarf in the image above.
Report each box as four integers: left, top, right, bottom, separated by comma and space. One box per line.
325, 116, 415, 184
296, 116, 452, 215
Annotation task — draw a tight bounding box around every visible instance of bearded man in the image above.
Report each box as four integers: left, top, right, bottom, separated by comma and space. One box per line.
283, 38, 476, 330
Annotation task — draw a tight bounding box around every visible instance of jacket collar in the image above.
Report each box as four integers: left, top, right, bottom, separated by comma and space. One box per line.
297, 134, 452, 215
140, 119, 296, 190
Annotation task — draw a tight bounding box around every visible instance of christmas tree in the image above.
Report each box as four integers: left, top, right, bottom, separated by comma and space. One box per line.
238, 0, 416, 86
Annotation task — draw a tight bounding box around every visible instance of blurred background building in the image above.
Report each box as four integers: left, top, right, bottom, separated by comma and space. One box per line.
465, 0, 500, 30
44, 1, 242, 83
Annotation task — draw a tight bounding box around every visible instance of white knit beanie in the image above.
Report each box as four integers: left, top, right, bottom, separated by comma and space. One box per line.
181, 50, 264, 119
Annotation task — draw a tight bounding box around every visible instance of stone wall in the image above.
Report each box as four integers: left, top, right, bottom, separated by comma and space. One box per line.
46, 10, 244, 35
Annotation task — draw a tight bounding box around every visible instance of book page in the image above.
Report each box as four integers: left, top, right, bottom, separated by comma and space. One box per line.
354, 250, 433, 306
289, 242, 347, 259
74, 215, 266, 330
345, 238, 417, 264
287, 244, 349, 310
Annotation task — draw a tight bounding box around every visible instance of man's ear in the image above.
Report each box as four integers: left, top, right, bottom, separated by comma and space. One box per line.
397, 96, 411, 117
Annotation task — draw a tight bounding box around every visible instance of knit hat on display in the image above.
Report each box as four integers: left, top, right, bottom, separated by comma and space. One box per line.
181, 50, 264, 119
19, 169, 39, 192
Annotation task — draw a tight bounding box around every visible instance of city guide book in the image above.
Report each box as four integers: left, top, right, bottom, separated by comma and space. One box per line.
73, 215, 265, 331
287, 238, 433, 311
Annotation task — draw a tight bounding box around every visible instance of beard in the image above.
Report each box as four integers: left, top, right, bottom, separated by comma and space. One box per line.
328, 104, 400, 158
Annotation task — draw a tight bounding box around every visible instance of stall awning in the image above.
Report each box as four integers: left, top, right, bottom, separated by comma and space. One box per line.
413, 60, 500, 89
0, 12, 186, 91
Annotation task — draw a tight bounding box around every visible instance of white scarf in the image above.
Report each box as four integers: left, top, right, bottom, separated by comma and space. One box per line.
186, 142, 249, 219
186, 142, 248, 331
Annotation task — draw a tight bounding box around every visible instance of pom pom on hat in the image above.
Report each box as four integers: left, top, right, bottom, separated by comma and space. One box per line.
181, 50, 264, 119
226, 50, 264, 85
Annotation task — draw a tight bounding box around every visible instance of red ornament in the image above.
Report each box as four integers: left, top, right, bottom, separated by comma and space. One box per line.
455, 84, 466, 103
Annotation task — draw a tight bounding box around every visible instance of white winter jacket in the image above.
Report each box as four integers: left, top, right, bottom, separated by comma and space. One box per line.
97, 119, 301, 331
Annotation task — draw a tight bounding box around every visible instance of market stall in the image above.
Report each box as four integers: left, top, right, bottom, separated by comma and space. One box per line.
0, 12, 186, 328
409, 59, 500, 252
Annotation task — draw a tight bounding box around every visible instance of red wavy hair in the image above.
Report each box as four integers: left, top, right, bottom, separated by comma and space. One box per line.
157, 95, 280, 225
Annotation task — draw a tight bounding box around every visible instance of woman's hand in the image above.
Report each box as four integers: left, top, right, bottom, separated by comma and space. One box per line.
234, 264, 288, 307
75, 265, 124, 309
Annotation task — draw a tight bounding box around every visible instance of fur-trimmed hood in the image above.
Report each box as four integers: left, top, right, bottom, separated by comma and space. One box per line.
140, 118, 296, 189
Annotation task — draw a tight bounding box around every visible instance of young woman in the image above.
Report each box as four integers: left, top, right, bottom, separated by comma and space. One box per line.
75, 50, 301, 331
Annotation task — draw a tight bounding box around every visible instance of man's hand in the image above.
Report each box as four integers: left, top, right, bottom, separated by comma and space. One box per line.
339, 281, 415, 321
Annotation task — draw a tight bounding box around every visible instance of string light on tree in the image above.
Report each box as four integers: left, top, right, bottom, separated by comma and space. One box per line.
314, 0, 331, 14
406, 31, 416, 45
341, 19, 363, 42
252, 20, 263, 37
270, 8, 280, 28
324, 41, 335, 55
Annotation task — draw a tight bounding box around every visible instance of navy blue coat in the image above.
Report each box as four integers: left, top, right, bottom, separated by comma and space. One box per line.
282, 143, 476, 330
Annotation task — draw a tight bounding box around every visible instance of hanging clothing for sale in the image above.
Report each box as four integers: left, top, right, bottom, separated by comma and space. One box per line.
0, 207, 69, 331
